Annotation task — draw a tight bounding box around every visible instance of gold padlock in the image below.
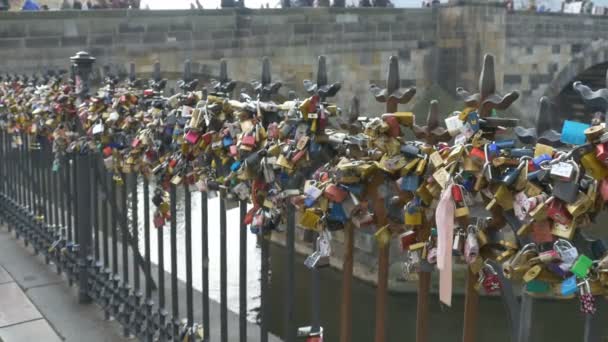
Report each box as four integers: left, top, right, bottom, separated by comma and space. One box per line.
566, 191, 592, 217
432, 167, 450, 188
534, 143, 553, 157
405, 209, 422, 226
392, 112, 414, 126
516, 223, 532, 237
299, 209, 321, 230
415, 156, 428, 175
416, 184, 433, 205
455, 205, 470, 218
551, 221, 576, 240
523, 265, 542, 283
374, 225, 392, 247
581, 152, 608, 180
529, 200, 548, 221
429, 151, 444, 168
525, 182, 543, 197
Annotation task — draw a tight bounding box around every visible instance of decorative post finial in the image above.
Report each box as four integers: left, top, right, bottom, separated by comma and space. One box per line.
303, 55, 341, 101
369, 56, 416, 113
413, 99, 450, 144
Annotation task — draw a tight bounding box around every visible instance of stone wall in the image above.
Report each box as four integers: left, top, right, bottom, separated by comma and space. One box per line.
0, 8, 437, 115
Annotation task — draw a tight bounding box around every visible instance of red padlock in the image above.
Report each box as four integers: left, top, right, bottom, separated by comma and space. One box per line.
601, 179, 608, 201
323, 184, 348, 203
531, 220, 554, 244
468, 147, 486, 164
399, 231, 417, 251
547, 199, 572, 225
451, 185, 464, 202
185, 130, 200, 144
229, 144, 238, 157
241, 134, 256, 148
383, 115, 400, 137
143, 89, 154, 97
291, 149, 307, 163
596, 142, 608, 165
131, 137, 142, 148
201, 132, 214, 145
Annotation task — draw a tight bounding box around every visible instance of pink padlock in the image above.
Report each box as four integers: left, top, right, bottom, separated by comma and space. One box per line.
600, 179, 608, 201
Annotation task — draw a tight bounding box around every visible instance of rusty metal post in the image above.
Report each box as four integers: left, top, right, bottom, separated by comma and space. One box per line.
369, 56, 416, 342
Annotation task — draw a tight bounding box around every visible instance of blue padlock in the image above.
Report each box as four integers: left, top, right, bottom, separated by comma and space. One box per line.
510, 148, 534, 158
561, 120, 590, 145
222, 135, 234, 147
328, 203, 347, 223
304, 196, 316, 208
462, 178, 475, 192
495, 139, 516, 149
532, 154, 552, 168
343, 184, 362, 195
309, 140, 321, 156
400, 174, 419, 192
230, 161, 241, 172
488, 143, 499, 158
466, 111, 480, 132
560, 275, 578, 296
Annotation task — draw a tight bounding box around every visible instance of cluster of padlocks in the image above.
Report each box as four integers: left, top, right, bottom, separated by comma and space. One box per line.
3, 51, 608, 318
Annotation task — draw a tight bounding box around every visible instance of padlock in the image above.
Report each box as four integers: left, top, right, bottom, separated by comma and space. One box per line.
551, 221, 576, 240
561, 120, 590, 145
553, 180, 579, 204
452, 228, 465, 256
374, 225, 392, 247
404, 203, 422, 226
432, 167, 450, 188
324, 184, 348, 203
560, 275, 578, 296
546, 199, 573, 225
600, 179, 608, 201
480, 264, 501, 293
549, 161, 574, 181
581, 152, 608, 180
399, 231, 417, 252
401, 144, 421, 159
595, 142, 608, 164
523, 265, 542, 283
566, 191, 592, 217
299, 209, 321, 230
579, 279, 597, 315
464, 226, 479, 264
399, 174, 419, 192
531, 220, 553, 244
429, 151, 444, 168
554, 239, 579, 267
571, 254, 593, 278
526, 280, 550, 294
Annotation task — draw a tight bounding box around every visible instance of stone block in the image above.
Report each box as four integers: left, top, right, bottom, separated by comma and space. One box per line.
168, 31, 192, 42
294, 23, 313, 35
90, 34, 113, 46
116, 33, 142, 45
0, 39, 23, 48
118, 22, 145, 34
147, 22, 170, 32
170, 21, 193, 32
143, 32, 168, 44
211, 30, 234, 40
61, 36, 87, 47
25, 37, 60, 48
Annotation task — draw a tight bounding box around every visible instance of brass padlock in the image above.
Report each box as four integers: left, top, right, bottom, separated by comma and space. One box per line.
566, 191, 592, 217
551, 221, 576, 240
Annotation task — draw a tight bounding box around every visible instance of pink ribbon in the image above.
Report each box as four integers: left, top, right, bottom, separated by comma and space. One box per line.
435, 184, 455, 307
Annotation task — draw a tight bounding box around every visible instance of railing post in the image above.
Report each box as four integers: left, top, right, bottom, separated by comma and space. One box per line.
285, 203, 296, 342
76, 152, 93, 304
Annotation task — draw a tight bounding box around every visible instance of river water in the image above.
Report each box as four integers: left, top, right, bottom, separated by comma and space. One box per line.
131, 184, 608, 342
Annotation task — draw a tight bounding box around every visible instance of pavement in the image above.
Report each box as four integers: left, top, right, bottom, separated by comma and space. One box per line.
0, 224, 282, 342
0, 225, 131, 342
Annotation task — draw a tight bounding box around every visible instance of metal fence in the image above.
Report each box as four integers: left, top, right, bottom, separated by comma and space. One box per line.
0, 51, 606, 342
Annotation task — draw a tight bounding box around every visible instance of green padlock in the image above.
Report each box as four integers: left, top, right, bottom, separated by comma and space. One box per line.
571, 254, 593, 278
526, 280, 550, 293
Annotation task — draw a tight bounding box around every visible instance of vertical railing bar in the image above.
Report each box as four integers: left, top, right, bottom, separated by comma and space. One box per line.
92, 156, 100, 261
143, 178, 151, 300
285, 203, 295, 342
169, 184, 179, 338
239, 200, 247, 342
185, 183, 193, 327
53, 157, 59, 228
72, 153, 78, 243
311, 266, 320, 334
102, 168, 110, 268
111, 175, 119, 274
157, 188, 166, 310
219, 193, 227, 342
260, 233, 269, 342
131, 173, 140, 291
60, 157, 67, 229
121, 175, 129, 285
201, 192, 210, 342
66, 156, 73, 242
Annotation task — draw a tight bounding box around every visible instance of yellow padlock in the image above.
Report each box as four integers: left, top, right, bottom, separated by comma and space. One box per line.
581, 152, 608, 180
299, 209, 321, 230
374, 225, 392, 247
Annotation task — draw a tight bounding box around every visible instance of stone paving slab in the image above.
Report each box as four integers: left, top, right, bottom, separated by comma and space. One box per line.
0, 266, 10, 285
0, 319, 62, 342
0, 282, 42, 328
